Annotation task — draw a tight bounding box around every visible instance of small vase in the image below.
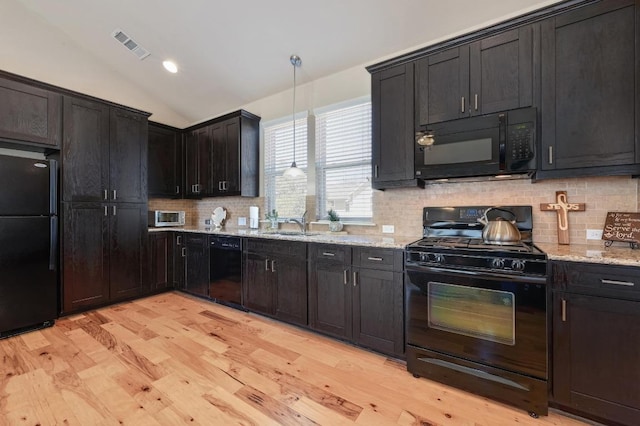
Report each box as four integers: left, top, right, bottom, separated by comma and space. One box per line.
328, 221, 343, 232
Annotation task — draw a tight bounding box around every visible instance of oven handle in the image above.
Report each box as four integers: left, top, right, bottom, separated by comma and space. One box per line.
405, 262, 547, 285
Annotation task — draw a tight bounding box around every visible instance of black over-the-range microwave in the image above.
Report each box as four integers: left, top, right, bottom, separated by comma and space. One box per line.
414, 107, 537, 181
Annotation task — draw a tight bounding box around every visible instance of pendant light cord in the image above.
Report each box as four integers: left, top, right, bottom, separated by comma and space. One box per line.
292, 57, 297, 166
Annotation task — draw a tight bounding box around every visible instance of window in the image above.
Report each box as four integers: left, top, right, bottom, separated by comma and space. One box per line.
316, 100, 372, 221
264, 117, 308, 218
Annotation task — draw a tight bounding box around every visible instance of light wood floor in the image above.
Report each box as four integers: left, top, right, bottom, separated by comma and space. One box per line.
0, 292, 589, 425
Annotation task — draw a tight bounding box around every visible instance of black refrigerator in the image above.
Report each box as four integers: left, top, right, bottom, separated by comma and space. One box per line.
0, 154, 58, 338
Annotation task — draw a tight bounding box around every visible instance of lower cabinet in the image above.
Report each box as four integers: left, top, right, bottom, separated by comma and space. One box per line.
243, 239, 308, 326
551, 261, 640, 426
309, 243, 404, 358
183, 233, 209, 298
148, 232, 173, 292
62, 202, 147, 313
173, 233, 186, 290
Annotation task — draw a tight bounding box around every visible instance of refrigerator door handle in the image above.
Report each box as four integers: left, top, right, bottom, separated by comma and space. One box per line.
49, 216, 58, 271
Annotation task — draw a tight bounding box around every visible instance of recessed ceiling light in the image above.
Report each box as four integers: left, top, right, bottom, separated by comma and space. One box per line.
162, 60, 178, 73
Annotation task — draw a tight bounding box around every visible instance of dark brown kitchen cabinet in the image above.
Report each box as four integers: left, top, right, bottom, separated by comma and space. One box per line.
551, 261, 640, 426
183, 233, 209, 298
539, 0, 640, 179
0, 75, 62, 149
309, 244, 404, 358
62, 202, 147, 313
148, 122, 182, 198
370, 63, 416, 189
243, 239, 307, 326
173, 233, 186, 290
62, 96, 148, 203
416, 25, 535, 126
184, 126, 210, 198
149, 232, 173, 292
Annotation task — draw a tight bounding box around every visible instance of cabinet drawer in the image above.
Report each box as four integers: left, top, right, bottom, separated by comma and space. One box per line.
184, 233, 207, 246
553, 261, 640, 300
245, 238, 307, 259
353, 247, 403, 271
310, 243, 351, 264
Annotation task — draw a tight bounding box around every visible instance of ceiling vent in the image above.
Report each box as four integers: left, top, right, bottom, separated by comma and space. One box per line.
111, 28, 150, 60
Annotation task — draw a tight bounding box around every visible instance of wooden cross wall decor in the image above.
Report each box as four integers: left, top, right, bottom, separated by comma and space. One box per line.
540, 191, 586, 245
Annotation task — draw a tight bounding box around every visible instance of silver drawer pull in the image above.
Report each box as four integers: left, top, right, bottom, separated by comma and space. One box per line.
367, 256, 383, 261
343, 270, 348, 285
601, 279, 635, 287
322, 252, 335, 257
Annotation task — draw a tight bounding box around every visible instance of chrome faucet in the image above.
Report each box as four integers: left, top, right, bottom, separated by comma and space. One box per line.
289, 210, 307, 234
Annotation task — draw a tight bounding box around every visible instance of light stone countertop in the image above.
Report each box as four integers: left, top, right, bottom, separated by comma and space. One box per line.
537, 242, 640, 267
149, 226, 417, 249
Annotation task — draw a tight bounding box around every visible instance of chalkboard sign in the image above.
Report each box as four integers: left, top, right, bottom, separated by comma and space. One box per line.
602, 212, 640, 244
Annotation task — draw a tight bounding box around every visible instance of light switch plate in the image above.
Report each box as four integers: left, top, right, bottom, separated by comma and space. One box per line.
238, 217, 247, 226
586, 229, 603, 240
382, 225, 395, 234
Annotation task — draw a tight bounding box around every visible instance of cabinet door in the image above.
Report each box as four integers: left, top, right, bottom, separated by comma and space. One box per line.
469, 25, 534, 116
210, 123, 226, 196
149, 232, 172, 291
184, 234, 209, 298
553, 292, 640, 425
416, 45, 469, 126
223, 118, 240, 194
110, 108, 148, 203
0, 77, 61, 147
62, 96, 110, 202
62, 202, 109, 313
541, 0, 638, 172
243, 252, 275, 315
148, 123, 182, 198
184, 127, 210, 198
109, 203, 146, 301
173, 233, 186, 289
309, 260, 352, 339
274, 256, 308, 326
353, 268, 404, 357
371, 63, 415, 187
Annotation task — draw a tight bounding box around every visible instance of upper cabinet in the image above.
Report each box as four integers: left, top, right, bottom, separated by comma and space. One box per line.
62, 96, 148, 203
416, 25, 535, 126
371, 63, 416, 189
148, 122, 182, 198
181, 109, 260, 198
0, 75, 62, 150
539, 0, 640, 179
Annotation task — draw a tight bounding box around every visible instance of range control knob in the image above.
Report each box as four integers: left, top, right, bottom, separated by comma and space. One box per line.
511, 259, 526, 271
419, 253, 428, 262
434, 254, 445, 264
491, 258, 505, 269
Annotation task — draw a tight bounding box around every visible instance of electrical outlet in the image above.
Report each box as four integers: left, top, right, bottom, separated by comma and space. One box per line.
586, 229, 603, 240
238, 217, 247, 226
382, 225, 395, 234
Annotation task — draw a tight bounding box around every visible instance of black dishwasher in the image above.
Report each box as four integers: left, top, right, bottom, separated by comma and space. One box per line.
209, 236, 243, 308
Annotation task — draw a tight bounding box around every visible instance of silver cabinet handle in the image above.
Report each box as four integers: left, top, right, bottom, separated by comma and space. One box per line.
601, 279, 635, 287
112, 205, 117, 216
374, 165, 379, 179
181, 247, 186, 257
271, 260, 276, 273
461, 96, 465, 113
322, 252, 335, 257
176, 236, 182, 245
103, 189, 108, 200
474, 94, 478, 111
367, 256, 383, 262
112, 189, 117, 200
218, 181, 223, 191
353, 271, 358, 287
548, 146, 553, 165
176, 186, 180, 194
265, 259, 270, 271
104, 205, 108, 216
343, 270, 348, 285
561, 298, 567, 322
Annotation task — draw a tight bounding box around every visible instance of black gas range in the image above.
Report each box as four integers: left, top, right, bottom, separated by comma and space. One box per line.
404, 206, 549, 417
406, 205, 547, 276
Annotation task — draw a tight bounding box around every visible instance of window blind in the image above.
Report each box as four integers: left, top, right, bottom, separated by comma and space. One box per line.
316, 101, 372, 221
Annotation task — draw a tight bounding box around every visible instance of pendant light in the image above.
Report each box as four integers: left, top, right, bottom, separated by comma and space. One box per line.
283, 54, 305, 178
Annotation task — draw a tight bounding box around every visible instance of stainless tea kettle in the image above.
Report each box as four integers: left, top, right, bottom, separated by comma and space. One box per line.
478, 207, 521, 244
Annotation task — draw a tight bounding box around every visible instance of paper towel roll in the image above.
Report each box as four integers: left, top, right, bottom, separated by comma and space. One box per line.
249, 206, 259, 229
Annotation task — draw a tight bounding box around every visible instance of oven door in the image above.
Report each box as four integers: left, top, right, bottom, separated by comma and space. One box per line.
405, 264, 547, 379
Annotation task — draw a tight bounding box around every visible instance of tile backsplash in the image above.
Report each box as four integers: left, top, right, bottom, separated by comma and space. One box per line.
150, 175, 638, 246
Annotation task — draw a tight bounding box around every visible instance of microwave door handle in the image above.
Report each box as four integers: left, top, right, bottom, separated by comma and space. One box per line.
498, 113, 506, 170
